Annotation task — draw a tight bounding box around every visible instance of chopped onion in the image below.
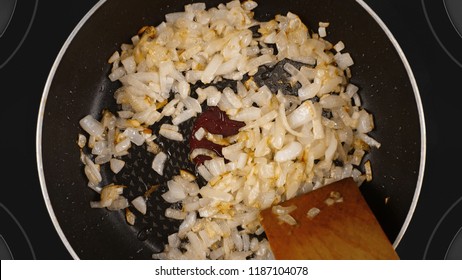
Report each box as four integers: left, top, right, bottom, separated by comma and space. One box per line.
277, 214, 297, 225
159, 128, 184, 141
194, 127, 206, 140
232, 107, 261, 122
107, 197, 129, 211
109, 158, 125, 174
318, 27, 327, 37
307, 207, 321, 219
131, 196, 147, 215
364, 160, 373, 182
165, 208, 187, 220
76, 0, 382, 261
125, 208, 136, 225
172, 109, 196, 125
77, 134, 87, 148
272, 205, 297, 215
274, 141, 303, 162
197, 164, 214, 181
115, 138, 131, 153
84, 156, 102, 187
152, 151, 168, 175
334, 41, 345, 52
201, 54, 224, 84
334, 52, 354, 70
79, 115, 104, 137
287, 101, 315, 129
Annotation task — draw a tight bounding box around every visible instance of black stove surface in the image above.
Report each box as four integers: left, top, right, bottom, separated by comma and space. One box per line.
0, 0, 461, 260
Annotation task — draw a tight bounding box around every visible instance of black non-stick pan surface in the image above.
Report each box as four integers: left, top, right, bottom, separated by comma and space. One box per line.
37, 0, 425, 259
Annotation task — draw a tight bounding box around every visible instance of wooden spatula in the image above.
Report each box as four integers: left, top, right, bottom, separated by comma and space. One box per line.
259, 177, 399, 260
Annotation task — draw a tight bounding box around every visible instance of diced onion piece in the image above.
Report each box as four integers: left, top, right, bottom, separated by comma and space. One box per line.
288, 101, 315, 129
107, 197, 129, 211
131, 196, 147, 215
277, 213, 297, 225
123, 127, 145, 146
364, 160, 373, 182
178, 212, 197, 238
162, 179, 187, 203
241, 110, 278, 130
122, 56, 136, 74
172, 109, 196, 125
200, 186, 233, 202
307, 207, 321, 219
115, 138, 131, 153
334, 52, 354, 70
110, 158, 125, 174
232, 107, 261, 122
152, 151, 168, 175
182, 96, 202, 113
165, 208, 187, 220
318, 27, 327, 37
274, 142, 302, 162
197, 164, 214, 181
179, 169, 196, 182
125, 208, 136, 225
79, 115, 104, 137
84, 156, 102, 187
99, 184, 124, 208
334, 41, 345, 52
159, 128, 184, 141
108, 51, 120, 63
194, 127, 206, 140
204, 157, 226, 177
298, 81, 321, 101
346, 83, 359, 98
324, 197, 335, 206
109, 67, 126, 81
77, 134, 87, 148
277, 104, 307, 138
201, 54, 224, 84
272, 205, 297, 215
358, 133, 381, 149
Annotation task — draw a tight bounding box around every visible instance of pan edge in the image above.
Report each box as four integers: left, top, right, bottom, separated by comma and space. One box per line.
356, 0, 426, 249
36, 0, 108, 261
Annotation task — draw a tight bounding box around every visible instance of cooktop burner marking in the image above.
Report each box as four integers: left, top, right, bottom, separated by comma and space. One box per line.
443, 0, 462, 39
422, 0, 462, 68
0, 0, 17, 38
445, 226, 462, 260
424, 195, 462, 259
0, 203, 36, 259
0, 234, 13, 260
0, 0, 38, 70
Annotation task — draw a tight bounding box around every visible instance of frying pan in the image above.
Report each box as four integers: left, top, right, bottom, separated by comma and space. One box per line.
36, 0, 426, 259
